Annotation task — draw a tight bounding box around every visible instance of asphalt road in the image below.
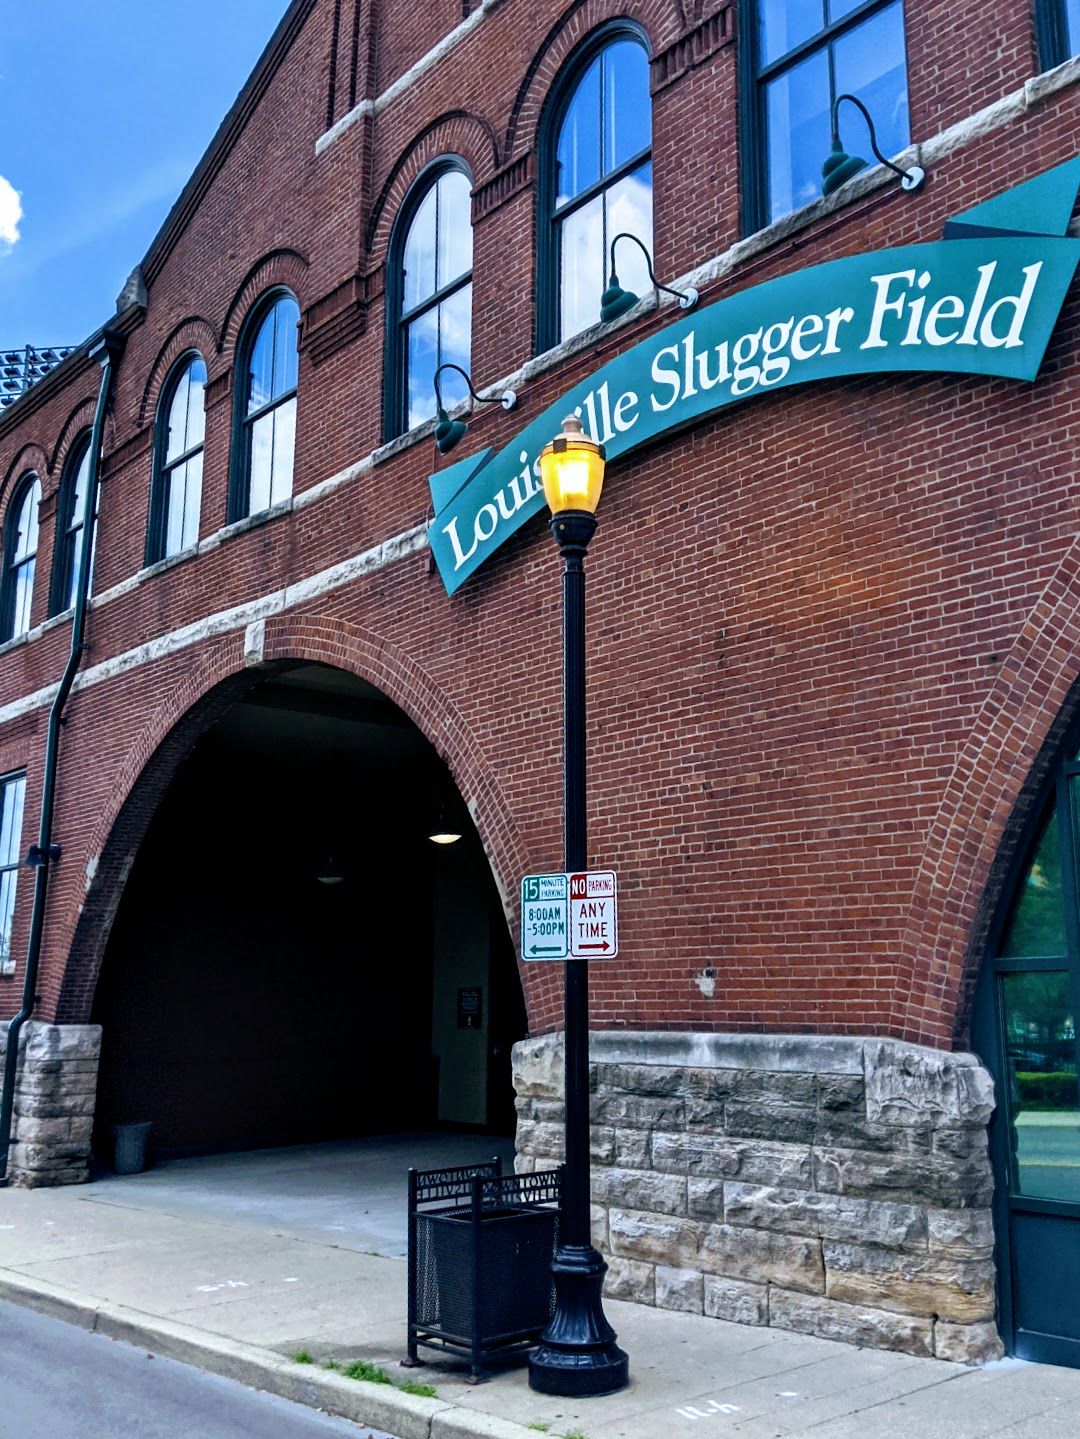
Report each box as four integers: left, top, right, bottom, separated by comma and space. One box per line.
0, 1299, 396, 1439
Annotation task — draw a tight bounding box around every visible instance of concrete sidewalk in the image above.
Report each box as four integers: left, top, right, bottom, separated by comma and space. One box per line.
1, 1140, 1079, 1439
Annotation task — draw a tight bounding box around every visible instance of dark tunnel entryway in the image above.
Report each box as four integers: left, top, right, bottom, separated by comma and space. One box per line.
90, 663, 527, 1160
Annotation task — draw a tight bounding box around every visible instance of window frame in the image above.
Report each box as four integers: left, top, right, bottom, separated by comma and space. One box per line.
1, 474, 41, 642
1036, 0, 1078, 68
50, 432, 94, 618
382, 157, 474, 443
0, 769, 27, 972
148, 351, 207, 565
738, 0, 911, 235
535, 19, 653, 355
228, 288, 300, 524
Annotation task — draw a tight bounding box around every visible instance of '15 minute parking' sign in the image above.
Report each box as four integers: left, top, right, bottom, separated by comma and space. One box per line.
520, 870, 618, 961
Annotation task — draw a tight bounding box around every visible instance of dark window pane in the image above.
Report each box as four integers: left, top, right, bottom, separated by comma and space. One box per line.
556, 54, 601, 207
12, 560, 34, 638
186, 358, 207, 450
828, 0, 869, 21
0, 774, 24, 867
166, 365, 192, 464
248, 411, 275, 515
765, 46, 830, 221
406, 307, 439, 431
833, 2, 909, 165
438, 281, 472, 382
1002, 970, 1080, 1202
270, 396, 296, 507
12, 481, 39, 565
603, 40, 650, 173
247, 312, 276, 414
559, 190, 604, 342
273, 297, 300, 397
1000, 807, 1067, 958
759, 0, 825, 65
403, 184, 438, 313
436, 171, 472, 290
0, 870, 15, 964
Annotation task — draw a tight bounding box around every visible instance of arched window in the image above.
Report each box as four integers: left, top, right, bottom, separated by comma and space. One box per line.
149, 354, 206, 562
385, 164, 473, 440
51, 434, 94, 616
231, 291, 299, 520
539, 28, 652, 350
1, 475, 41, 641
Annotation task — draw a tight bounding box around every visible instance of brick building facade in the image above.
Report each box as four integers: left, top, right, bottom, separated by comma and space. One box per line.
2, 0, 1080, 1369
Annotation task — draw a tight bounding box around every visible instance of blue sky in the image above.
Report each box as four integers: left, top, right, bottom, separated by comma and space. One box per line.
0, 3, 289, 347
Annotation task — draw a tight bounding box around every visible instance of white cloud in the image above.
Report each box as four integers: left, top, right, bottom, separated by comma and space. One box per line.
0, 175, 22, 249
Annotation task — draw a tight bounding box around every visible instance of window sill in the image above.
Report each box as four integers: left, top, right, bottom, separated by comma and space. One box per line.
0, 961, 14, 978
217, 498, 294, 541
141, 543, 201, 582
0, 630, 31, 659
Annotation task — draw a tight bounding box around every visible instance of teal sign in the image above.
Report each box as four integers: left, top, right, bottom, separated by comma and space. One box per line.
429, 158, 1080, 595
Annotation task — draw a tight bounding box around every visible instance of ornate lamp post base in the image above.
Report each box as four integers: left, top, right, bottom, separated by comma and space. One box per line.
527, 1245, 629, 1396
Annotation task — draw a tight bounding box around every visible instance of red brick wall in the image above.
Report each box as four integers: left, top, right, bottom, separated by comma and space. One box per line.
0, 0, 1076, 1050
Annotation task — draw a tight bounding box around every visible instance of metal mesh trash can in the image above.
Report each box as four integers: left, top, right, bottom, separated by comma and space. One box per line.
407, 1158, 563, 1380
113, 1121, 152, 1175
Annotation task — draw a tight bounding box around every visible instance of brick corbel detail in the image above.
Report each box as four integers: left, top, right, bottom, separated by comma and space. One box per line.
473, 153, 535, 223
203, 370, 232, 412
651, 4, 734, 94
300, 275, 368, 367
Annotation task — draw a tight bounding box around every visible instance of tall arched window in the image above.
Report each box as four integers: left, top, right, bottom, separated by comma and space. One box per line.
385, 164, 473, 440
51, 434, 94, 616
1, 475, 41, 641
539, 28, 652, 350
149, 354, 206, 562
231, 291, 299, 520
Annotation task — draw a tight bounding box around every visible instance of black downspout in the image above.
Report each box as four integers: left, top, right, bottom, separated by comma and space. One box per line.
0, 329, 125, 1185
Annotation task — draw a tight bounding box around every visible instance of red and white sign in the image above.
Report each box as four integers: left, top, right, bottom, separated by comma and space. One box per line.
569, 870, 618, 958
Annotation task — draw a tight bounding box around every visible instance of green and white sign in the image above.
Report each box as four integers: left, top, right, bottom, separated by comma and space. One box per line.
521, 872, 569, 961
429, 158, 1080, 595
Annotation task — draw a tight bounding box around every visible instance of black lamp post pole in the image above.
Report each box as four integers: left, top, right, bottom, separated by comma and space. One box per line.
528, 509, 629, 1397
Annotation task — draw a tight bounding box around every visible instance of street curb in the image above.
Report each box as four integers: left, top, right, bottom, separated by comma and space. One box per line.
0, 1271, 547, 1439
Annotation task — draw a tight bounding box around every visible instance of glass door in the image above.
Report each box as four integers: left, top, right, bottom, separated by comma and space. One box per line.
978, 762, 1080, 1366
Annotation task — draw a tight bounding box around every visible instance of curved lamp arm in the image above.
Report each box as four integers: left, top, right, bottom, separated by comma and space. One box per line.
433, 362, 516, 414
831, 93, 925, 193
608, 233, 699, 311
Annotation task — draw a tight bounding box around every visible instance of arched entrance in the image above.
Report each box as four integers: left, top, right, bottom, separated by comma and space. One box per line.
972, 741, 1080, 1367
90, 661, 527, 1160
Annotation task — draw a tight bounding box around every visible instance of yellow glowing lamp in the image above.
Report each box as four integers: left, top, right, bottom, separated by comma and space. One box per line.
539, 415, 606, 516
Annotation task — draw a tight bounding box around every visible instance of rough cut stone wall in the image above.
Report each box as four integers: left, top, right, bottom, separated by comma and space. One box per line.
513, 1031, 1002, 1365
0, 1022, 101, 1186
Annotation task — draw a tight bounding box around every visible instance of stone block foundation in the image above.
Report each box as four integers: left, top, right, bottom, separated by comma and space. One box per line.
0, 1021, 101, 1186
513, 1031, 1003, 1365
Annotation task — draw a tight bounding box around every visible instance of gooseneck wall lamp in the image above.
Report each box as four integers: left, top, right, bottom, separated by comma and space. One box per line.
432, 363, 517, 455
527, 414, 629, 1399
599, 232, 699, 325
821, 93, 925, 198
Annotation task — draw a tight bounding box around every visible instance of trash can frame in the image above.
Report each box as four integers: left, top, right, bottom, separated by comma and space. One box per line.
406, 1158, 564, 1380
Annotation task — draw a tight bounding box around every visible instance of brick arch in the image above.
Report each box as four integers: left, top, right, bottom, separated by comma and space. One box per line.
137, 317, 218, 429
218, 248, 310, 359
895, 537, 1080, 1047
504, 0, 671, 158
365, 111, 499, 263
1, 442, 49, 513
48, 399, 97, 495
56, 613, 540, 1027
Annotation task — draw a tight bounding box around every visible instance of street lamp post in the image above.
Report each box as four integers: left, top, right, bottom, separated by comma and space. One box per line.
528, 415, 629, 1398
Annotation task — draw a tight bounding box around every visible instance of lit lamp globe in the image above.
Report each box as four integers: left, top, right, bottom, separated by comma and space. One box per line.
539, 415, 606, 517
